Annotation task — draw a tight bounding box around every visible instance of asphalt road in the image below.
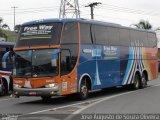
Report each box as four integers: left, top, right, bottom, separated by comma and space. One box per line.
0, 76, 160, 120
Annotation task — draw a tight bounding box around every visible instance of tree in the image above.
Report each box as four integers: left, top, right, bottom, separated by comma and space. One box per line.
0, 18, 10, 30
0, 18, 2, 27
0, 18, 9, 40
2, 24, 10, 30
0, 30, 7, 39
14, 24, 21, 33
133, 20, 152, 30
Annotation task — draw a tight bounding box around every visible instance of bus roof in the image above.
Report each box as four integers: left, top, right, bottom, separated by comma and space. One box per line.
22, 18, 121, 26
22, 18, 155, 33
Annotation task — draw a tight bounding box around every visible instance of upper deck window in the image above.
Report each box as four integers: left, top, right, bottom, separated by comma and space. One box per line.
15, 23, 62, 47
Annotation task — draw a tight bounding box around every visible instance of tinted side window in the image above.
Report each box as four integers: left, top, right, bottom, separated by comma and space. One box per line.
140, 32, 148, 47
108, 27, 119, 46
148, 33, 157, 47
80, 23, 93, 44
6, 53, 13, 71
61, 22, 78, 75
130, 30, 150, 47
130, 30, 139, 46
119, 29, 130, 46
94, 25, 109, 45
61, 50, 72, 75
61, 22, 78, 44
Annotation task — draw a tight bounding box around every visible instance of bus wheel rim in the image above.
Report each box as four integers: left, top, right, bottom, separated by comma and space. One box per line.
135, 75, 139, 88
81, 86, 87, 97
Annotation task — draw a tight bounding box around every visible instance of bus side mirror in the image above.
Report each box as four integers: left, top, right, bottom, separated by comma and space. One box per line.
51, 59, 57, 67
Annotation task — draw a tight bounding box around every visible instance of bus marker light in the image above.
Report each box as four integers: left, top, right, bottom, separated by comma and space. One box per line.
50, 91, 55, 94
45, 83, 57, 88
14, 84, 21, 88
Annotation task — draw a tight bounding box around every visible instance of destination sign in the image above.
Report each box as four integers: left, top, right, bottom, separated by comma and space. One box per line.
16, 23, 62, 46
21, 24, 54, 36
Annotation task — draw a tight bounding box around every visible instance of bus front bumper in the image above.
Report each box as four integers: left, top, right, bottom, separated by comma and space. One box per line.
14, 86, 60, 97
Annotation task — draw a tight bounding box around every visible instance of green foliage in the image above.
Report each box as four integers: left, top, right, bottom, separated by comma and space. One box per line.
3, 30, 17, 42
15, 24, 21, 33
0, 17, 16, 42
133, 20, 152, 30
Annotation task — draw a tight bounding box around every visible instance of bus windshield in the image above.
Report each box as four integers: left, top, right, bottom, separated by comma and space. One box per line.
16, 23, 62, 47
13, 49, 58, 78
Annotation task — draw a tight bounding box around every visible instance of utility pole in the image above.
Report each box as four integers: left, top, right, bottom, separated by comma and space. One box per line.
11, 6, 18, 31
59, 0, 80, 18
85, 2, 102, 19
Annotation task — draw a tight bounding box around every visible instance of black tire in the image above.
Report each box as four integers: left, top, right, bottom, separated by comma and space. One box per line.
9, 76, 13, 93
0, 85, 5, 96
1, 80, 8, 96
140, 73, 147, 89
41, 96, 51, 101
132, 73, 140, 90
78, 80, 89, 100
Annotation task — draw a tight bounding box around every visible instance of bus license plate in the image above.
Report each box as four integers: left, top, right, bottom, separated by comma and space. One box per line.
29, 92, 37, 95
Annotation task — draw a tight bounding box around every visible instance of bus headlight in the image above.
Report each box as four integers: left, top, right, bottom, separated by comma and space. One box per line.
45, 83, 57, 88
14, 84, 21, 88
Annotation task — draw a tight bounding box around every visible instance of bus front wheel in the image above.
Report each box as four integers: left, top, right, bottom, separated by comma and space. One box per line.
78, 80, 89, 100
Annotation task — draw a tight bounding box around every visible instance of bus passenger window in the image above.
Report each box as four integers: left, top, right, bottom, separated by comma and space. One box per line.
148, 33, 157, 47
61, 50, 72, 75
94, 25, 109, 45
119, 29, 130, 46
80, 23, 93, 44
108, 27, 119, 46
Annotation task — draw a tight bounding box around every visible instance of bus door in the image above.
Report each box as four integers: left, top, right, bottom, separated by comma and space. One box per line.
60, 22, 79, 95
60, 49, 78, 95
60, 49, 72, 94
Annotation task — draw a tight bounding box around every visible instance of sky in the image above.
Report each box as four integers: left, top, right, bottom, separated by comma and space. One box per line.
0, 0, 159, 113
1, 0, 160, 31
